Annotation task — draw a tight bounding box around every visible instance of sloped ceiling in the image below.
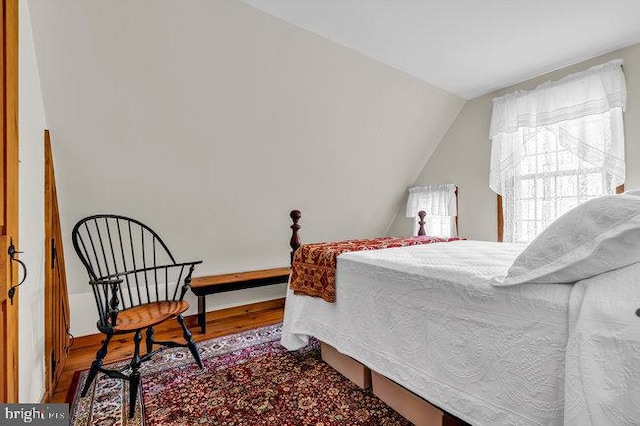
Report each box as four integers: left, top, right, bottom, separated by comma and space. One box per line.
27, 0, 464, 298
243, 0, 640, 99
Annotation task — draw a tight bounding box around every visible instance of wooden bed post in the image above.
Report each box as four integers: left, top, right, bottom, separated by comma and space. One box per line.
290, 210, 301, 265
417, 211, 426, 236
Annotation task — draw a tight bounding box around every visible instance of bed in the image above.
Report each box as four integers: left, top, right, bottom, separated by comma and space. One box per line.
281, 198, 640, 426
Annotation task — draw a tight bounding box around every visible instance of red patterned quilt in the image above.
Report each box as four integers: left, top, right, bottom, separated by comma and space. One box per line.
290, 236, 463, 302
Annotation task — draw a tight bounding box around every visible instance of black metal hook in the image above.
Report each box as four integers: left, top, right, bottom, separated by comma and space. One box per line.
7, 238, 27, 305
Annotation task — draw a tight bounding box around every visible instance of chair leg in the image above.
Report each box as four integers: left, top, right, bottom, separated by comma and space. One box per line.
128, 330, 143, 419
177, 314, 203, 368
80, 334, 112, 397
145, 326, 155, 354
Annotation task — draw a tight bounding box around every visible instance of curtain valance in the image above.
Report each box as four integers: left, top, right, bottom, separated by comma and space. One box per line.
490, 60, 626, 138
406, 184, 457, 217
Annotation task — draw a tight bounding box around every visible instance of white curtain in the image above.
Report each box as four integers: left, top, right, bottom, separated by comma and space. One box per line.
406, 184, 457, 237
490, 60, 626, 243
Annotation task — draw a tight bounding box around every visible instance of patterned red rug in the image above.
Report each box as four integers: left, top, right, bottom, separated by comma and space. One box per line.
69, 323, 410, 425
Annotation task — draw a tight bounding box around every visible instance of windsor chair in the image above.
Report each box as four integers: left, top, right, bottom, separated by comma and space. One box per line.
72, 214, 203, 418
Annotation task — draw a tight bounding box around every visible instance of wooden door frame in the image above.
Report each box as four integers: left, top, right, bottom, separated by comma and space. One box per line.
43, 130, 70, 402
1, 0, 20, 403
44, 130, 53, 402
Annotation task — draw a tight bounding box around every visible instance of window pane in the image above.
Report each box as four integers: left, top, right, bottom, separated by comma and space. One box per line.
502, 119, 617, 244
585, 173, 603, 196
558, 150, 579, 171
557, 175, 577, 197
520, 179, 535, 199
416, 216, 457, 238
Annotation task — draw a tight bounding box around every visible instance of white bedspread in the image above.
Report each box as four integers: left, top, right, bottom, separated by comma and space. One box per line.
282, 240, 574, 425
564, 262, 640, 426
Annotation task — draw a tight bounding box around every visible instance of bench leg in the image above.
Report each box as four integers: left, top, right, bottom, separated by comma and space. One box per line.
198, 295, 206, 334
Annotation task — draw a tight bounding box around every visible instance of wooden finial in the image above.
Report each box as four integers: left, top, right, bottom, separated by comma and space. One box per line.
417, 210, 426, 236
289, 210, 301, 264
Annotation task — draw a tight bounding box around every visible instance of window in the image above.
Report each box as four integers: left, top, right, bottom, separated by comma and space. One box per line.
406, 184, 457, 237
490, 60, 626, 243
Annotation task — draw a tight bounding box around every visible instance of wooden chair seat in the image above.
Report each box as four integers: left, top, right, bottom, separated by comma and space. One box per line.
113, 301, 189, 333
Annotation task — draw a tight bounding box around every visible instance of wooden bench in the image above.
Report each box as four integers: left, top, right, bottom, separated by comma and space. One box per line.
190, 267, 290, 333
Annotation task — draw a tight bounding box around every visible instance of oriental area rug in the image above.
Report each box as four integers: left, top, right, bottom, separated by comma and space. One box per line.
68, 323, 410, 425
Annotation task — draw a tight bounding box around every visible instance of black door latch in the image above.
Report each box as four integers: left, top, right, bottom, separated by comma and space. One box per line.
7, 237, 27, 305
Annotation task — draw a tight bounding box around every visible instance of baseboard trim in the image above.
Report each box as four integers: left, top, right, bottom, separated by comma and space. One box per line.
72, 298, 285, 349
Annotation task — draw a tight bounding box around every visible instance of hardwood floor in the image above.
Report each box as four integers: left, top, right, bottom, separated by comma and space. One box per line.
51, 299, 285, 403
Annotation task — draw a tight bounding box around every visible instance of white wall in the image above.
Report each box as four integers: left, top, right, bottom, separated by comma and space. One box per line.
27, 0, 464, 336
389, 43, 640, 240
18, 0, 47, 402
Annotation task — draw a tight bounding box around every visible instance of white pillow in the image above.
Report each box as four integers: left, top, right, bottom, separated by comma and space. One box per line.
494, 194, 640, 286
624, 189, 640, 197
